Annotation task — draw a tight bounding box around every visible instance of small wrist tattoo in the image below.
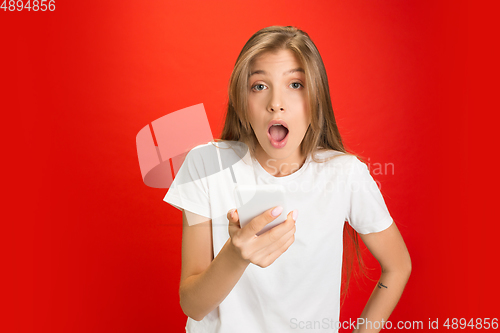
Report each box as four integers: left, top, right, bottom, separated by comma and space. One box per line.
377, 282, 388, 289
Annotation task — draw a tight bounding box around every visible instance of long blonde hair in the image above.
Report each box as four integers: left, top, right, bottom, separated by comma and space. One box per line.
219, 25, 367, 303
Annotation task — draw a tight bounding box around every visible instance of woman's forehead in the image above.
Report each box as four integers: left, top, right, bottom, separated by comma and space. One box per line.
249, 50, 304, 75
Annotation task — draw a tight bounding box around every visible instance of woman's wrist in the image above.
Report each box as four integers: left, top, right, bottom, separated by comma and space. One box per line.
224, 238, 251, 269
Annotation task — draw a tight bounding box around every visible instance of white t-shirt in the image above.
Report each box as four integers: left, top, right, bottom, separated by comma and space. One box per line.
164, 141, 393, 333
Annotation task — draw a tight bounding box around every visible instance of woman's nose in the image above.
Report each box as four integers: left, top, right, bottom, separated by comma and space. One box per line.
267, 90, 285, 112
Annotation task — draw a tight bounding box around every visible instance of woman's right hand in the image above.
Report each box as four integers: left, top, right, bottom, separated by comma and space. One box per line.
226, 207, 297, 268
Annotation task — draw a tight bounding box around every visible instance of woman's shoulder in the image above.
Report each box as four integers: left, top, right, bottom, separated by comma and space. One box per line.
311, 148, 356, 164
185, 140, 251, 168
309, 148, 361, 178
190, 140, 247, 153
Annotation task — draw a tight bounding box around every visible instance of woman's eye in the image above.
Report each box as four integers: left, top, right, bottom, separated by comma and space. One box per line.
290, 82, 303, 89
252, 84, 266, 91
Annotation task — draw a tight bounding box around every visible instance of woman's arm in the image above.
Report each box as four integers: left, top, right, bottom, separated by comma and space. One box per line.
179, 207, 296, 321
354, 222, 412, 333
179, 209, 249, 321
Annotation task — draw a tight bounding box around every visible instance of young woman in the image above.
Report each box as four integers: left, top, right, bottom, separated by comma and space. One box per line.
164, 26, 411, 333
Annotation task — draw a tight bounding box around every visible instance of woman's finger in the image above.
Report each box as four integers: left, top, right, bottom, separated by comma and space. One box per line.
256, 234, 296, 268
251, 210, 296, 250
227, 208, 241, 229
251, 222, 296, 263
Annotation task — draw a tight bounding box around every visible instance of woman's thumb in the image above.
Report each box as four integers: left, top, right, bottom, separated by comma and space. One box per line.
227, 208, 240, 225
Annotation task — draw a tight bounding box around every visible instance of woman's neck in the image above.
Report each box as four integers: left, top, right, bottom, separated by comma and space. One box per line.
254, 145, 307, 177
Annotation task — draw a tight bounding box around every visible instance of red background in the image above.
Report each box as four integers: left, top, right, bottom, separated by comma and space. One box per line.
2, 0, 496, 332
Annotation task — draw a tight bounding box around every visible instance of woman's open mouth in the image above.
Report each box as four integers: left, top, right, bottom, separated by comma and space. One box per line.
267, 120, 289, 149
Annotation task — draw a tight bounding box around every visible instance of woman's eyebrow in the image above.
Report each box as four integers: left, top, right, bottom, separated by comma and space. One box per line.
249, 68, 305, 77
284, 68, 305, 75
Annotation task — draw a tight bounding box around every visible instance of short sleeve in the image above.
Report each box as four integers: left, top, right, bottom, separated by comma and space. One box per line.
346, 157, 393, 234
163, 147, 211, 219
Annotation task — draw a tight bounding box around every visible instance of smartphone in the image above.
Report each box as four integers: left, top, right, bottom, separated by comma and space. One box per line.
234, 184, 288, 236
